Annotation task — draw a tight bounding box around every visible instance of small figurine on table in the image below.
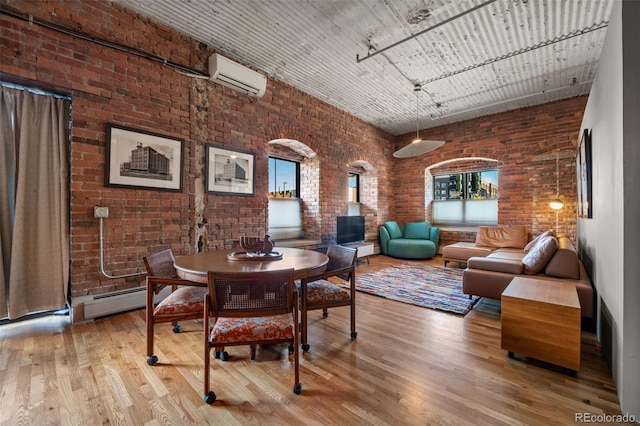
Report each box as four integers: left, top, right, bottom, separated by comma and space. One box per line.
240, 235, 274, 255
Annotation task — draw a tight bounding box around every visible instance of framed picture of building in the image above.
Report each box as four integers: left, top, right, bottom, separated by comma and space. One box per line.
205, 144, 255, 196
105, 124, 184, 192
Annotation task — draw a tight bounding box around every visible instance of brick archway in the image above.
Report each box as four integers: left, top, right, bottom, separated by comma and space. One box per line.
266, 135, 321, 242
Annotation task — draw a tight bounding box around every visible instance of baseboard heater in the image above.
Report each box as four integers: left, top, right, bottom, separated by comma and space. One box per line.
83, 286, 171, 320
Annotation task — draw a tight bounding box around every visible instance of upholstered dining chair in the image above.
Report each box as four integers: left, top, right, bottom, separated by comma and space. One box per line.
143, 248, 207, 366
298, 245, 357, 352
203, 268, 300, 404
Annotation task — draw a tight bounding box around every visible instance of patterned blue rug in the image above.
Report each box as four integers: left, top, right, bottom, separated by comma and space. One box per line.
349, 263, 480, 316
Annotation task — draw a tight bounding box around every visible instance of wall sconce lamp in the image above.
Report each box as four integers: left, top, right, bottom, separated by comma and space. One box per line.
550, 198, 564, 210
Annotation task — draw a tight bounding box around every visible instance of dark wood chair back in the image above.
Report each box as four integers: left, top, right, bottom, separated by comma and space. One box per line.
143, 248, 179, 282
207, 269, 294, 318
325, 245, 357, 280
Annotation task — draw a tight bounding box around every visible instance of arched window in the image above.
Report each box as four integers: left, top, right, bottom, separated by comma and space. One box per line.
267, 139, 318, 242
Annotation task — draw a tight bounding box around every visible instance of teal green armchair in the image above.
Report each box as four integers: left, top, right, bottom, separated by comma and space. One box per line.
379, 221, 439, 259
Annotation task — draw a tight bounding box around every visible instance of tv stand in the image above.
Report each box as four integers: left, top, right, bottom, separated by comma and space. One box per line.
341, 241, 374, 264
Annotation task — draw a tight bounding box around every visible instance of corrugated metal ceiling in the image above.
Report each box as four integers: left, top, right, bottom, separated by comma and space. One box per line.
113, 0, 613, 136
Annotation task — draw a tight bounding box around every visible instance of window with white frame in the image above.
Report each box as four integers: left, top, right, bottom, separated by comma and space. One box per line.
432, 169, 499, 226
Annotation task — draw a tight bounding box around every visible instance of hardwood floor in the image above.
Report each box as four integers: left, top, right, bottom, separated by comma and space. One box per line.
0, 255, 622, 425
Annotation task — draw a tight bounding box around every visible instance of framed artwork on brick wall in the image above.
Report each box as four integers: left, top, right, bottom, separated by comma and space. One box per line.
205, 144, 255, 196
105, 124, 184, 192
577, 128, 592, 218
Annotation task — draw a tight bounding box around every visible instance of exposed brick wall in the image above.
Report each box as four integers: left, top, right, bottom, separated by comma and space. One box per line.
1, 0, 394, 297
393, 96, 586, 250
1, 1, 197, 296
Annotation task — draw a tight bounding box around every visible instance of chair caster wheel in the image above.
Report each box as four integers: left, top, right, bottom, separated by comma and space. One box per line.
508, 351, 515, 359
214, 351, 221, 359
293, 384, 302, 395
220, 351, 230, 361
147, 355, 158, 366
322, 310, 328, 318
203, 391, 217, 404
301, 343, 310, 352
351, 331, 358, 339
288, 345, 295, 354
173, 325, 182, 333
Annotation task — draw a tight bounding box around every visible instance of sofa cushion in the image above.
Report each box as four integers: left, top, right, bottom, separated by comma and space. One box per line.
384, 221, 403, 239
442, 242, 494, 262
475, 226, 529, 249
467, 256, 524, 274
521, 236, 558, 274
524, 230, 556, 252
387, 239, 436, 259
544, 238, 581, 279
487, 250, 526, 262
404, 221, 430, 239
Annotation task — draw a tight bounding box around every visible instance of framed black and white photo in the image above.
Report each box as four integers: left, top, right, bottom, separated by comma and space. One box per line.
105, 124, 184, 192
205, 144, 255, 196
577, 128, 593, 218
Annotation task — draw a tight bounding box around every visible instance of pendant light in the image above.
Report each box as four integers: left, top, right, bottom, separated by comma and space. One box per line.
393, 86, 445, 158
550, 150, 564, 210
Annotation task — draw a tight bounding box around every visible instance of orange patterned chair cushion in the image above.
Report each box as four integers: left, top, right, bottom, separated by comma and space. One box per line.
154, 286, 207, 315
208, 313, 294, 344
297, 280, 350, 305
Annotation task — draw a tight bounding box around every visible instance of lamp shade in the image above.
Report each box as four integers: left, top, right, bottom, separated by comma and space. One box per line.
549, 198, 564, 210
393, 139, 445, 158
395, 86, 445, 158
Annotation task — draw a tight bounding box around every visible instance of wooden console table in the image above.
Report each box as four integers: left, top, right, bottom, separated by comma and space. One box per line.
501, 277, 581, 373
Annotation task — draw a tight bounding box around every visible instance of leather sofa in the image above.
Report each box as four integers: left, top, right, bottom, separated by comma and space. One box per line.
379, 221, 439, 259
462, 228, 594, 318
442, 225, 531, 266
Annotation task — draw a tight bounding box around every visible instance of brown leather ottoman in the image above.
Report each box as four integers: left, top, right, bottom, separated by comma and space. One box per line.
442, 242, 494, 267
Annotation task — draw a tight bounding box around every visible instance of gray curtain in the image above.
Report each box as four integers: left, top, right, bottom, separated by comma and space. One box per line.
0, 86, 70, 319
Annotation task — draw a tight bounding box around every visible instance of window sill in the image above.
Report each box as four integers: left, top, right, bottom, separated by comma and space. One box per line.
436, 226, 480, 232
273, 239, 322, 249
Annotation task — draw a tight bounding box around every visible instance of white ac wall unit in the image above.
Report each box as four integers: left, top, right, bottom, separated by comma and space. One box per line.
208, 53, 267, 98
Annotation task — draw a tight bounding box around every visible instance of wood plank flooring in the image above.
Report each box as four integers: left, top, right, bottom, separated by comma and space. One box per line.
0, 255, 623, 425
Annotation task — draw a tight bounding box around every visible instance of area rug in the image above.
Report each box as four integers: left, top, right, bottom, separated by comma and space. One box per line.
348, 263, 480, 315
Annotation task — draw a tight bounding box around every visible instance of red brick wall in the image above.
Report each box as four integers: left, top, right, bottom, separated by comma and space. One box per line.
393, 97, 586, 250
1, 0, 394, 297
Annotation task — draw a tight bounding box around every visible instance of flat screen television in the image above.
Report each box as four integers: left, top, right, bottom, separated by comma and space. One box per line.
336, 215, 365, 245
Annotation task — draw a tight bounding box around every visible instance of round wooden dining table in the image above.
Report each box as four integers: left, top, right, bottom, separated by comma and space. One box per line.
173, 247, 329, 283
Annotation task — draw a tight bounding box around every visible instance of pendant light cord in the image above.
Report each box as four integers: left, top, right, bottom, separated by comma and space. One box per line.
556, 150, 560, 196
416, 91, 420, 140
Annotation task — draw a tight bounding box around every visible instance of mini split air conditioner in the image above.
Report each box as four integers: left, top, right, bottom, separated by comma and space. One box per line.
208, 53, 267, 98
